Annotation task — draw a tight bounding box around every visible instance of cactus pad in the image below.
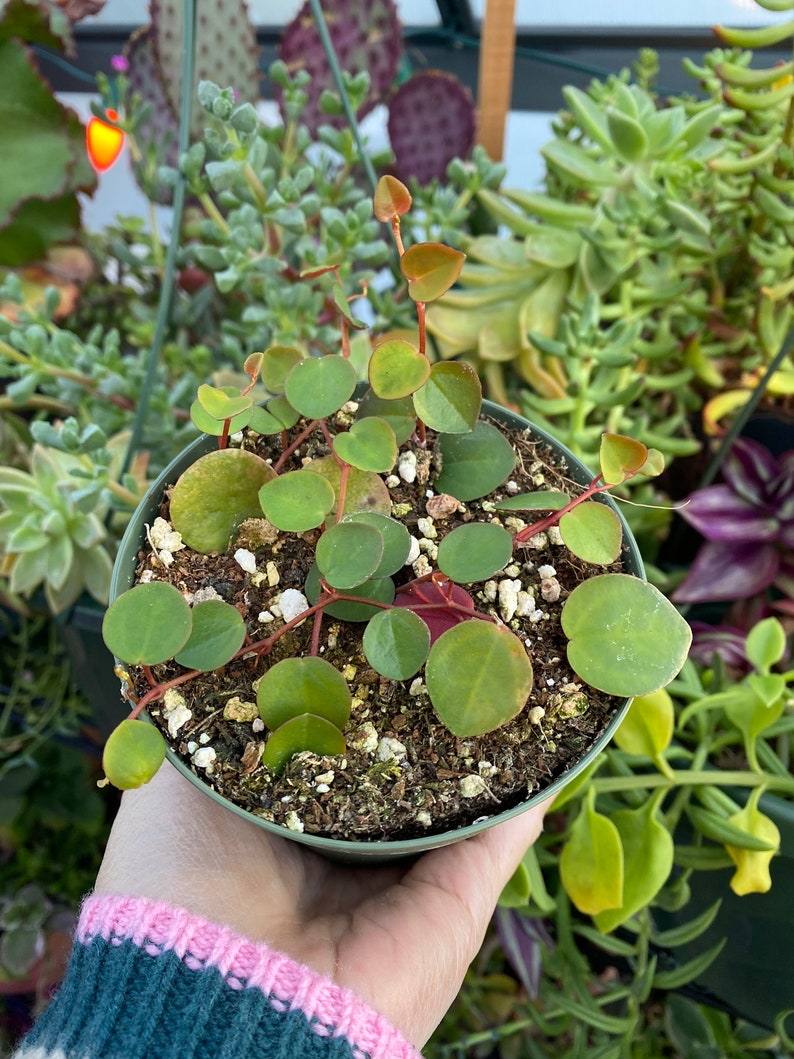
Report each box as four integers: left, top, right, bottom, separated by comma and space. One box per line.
277, 0, 402, 135
387, 70, 476, 186
150, 0, 260, 141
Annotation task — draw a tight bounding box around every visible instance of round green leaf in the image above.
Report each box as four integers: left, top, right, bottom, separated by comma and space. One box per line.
305, 455, 391, 518
373, 174, 411, 221
258, 469, 336, 532
191, 386, 253, 435
562, 574, 692, 698
306, 563, 395, 621
560, 797, 624, 915
103, 581, 191, 665
257, 656, 352, 731
342, 512, 411, 576
263, 714, 347, 775
196, 383, 253, 422
413, 362, 482, 433
400, 242, 466, 303
249, 397, 300, 435
261, 345, 303, 394
594, 795, 674, 933
363, 608, 430, 680
103, 719, 166, 790
356, 390, 416, 445
174, 599, 246, 671
559, 502, 622, 565
495, 490, 570, 512
332, 417, 398, 473
426, 621, 533, 736
171, 448, 276, 554
435, 421, 516, 501
437, 522, 513, 582
745, 616, 787, 671
284, 355, 357, 419
316, 521, 384, 589
369, 339, 430, 399
599, 433, 649, 486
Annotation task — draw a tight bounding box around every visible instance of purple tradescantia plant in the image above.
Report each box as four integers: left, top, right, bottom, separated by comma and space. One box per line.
673, 437, 794, 604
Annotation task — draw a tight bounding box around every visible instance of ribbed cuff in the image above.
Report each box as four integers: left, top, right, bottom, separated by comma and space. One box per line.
15, 894, 422, 1059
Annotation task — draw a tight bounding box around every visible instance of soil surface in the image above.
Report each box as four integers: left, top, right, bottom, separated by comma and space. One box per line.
125, 406, 629, 843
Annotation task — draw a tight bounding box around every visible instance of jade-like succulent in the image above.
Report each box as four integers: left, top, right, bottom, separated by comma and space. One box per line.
100, 176, 691, 790
427, 0, 794, 467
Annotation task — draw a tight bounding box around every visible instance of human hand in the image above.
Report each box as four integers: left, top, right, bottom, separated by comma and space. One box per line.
95, 762, 547, 1050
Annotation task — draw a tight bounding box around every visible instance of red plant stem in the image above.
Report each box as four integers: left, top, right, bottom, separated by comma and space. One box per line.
392, 217, 404, 256
513, 475, 616, 543
273, 418, 321, 472
417, 301, 426, 358
219, 417, 231, 450
310, 606, 324, 654
336, 461, 350, 521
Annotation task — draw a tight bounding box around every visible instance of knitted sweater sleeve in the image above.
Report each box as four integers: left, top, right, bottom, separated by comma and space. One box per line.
12, 894, 423, 1059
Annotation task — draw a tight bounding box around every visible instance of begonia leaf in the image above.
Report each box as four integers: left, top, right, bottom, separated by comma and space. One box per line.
342, 512, 411, 576
356, 391, 416, 445
306, 563, 396, 620
248, 396, 301, 435
332, 416, 398, 472
373, 174, 412, 221
304, 455, 391, 518
191, 385, 253, 435
261, 345, 303, 394
599, 433, 649, 485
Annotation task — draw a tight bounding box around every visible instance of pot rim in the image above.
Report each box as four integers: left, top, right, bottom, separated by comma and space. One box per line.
110, 399, 644, 861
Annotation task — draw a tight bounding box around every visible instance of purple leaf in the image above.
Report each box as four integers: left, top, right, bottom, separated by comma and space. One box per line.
393, 581, 475, 643
680, 485, 778, 542
722, 437, 779, 505
494, 907, 553, 1000
673, 541, 780, 603
688, 621, 749, 670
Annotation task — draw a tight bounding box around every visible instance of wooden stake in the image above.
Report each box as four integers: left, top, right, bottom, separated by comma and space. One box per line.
476, 0, 517, 162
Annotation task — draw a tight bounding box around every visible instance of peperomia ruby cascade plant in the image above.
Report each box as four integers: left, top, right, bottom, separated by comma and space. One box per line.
100, 176, 691, 792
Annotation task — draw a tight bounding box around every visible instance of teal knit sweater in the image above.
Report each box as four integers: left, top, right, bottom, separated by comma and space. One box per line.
12, 894, 422, 1059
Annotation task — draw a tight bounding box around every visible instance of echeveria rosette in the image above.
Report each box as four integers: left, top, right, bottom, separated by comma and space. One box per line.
674, 438, 794, 604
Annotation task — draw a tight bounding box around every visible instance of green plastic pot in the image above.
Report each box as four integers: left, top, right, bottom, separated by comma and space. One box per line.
109, 400, 645, 862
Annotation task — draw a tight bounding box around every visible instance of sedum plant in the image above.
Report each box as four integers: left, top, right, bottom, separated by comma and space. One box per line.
427, 0, 794, 469
100, 175, 691, 790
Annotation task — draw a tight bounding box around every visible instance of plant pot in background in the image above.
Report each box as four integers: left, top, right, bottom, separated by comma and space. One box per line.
108, 400, 648, 863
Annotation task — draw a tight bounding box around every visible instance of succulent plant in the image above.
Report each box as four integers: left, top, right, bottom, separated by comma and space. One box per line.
276, 0, 402, 136
99, 176, 690, 794
121, 0, 260, 197
427, 4, 794, 467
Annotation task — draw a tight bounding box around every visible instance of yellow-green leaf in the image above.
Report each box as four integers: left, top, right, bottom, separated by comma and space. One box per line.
560, 794, 624, 915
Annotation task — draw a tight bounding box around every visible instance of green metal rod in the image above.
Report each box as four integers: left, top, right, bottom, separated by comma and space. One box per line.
121, 0, 196, 478
306, 0, 379, 197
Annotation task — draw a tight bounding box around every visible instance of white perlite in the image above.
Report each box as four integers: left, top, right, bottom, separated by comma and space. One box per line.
191, 746, 216, 769
149, 517, 185, 555
278, 589, 310, 624
538, 564, 556, 578
234, 548, 257, 573
459, 774, 488, 798
284, 811, 305, 833
498, 579, 522, 622
377, 737, 407, 763
162, 689, 192, 737
193, 585, 224, 604
397, 451, 417, 483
